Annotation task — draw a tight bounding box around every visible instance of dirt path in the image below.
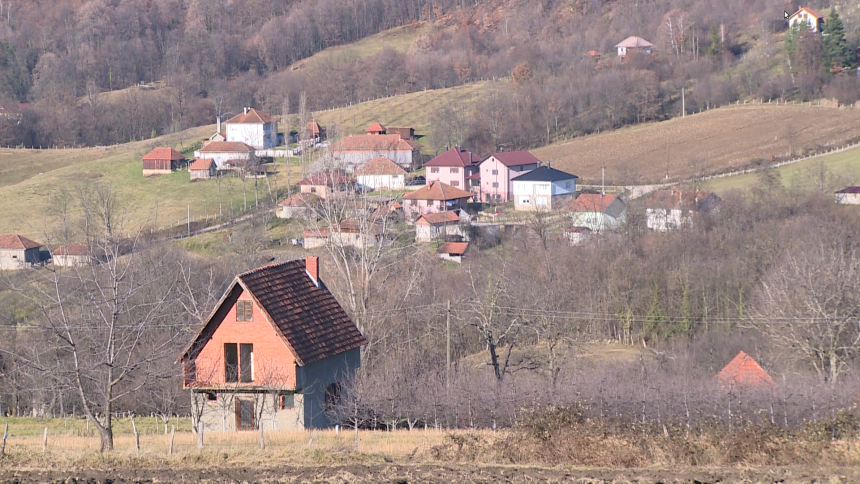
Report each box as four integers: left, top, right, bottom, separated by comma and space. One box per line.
2, 464, 859, 483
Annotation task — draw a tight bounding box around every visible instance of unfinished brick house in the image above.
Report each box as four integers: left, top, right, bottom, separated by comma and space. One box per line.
178, 257, 366, 432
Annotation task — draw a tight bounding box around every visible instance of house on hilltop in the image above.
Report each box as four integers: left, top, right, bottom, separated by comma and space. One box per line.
715, 351, 776, 389
788, 6, 824, 32
402, 181, 472, 219
511, 165, 577, 211
424, 146, 481, 196
567, 193, 627, 232
0, 234, 42, 270
355, 157, 407, 190
645, 188, 720, 231
478, 150, 542, 202
142, 147, 186, 176
178, 257, 367, 431
224, 108, 279, 149
615, 36, 654, 57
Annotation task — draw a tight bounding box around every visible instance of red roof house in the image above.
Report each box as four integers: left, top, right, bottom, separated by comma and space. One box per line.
424, 147, 481, 194
788, 6, 825, 32
178, 257, 366, 430
715, 351, 777, 389
0, 234, 42, 270
297, 172, 356, 199
365, 122, 387, 135
437, 242, 470, 263
478, 151, 542, 202
189, 158, 218, 180
142, 147, 186, 175
402, 181, 472, 219
332, 134, 421, 171
224, 108, 279, 149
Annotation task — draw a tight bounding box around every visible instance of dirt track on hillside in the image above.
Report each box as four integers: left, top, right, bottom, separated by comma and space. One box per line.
3, 464, 860, 483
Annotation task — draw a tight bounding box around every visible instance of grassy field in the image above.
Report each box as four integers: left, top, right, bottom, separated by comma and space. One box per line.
703, 144, 860, 193
534, 104, 860, 184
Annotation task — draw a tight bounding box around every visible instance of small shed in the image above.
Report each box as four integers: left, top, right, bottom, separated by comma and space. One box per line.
142, 147, 186, 176
615, 36, 654, 57
365, 122, 387, 135
835, 186, 860, 205
53, 244, 93, 267
437, 242, 469, 263
0, 234, 42, 270
189, 158, 217, 180
277, 193, 319, 220
415, 211, 468, 241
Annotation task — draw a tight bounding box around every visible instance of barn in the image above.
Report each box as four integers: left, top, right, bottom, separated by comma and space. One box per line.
142, 147, 186, 176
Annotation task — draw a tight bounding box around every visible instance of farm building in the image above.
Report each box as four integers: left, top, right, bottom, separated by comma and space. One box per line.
331, 133, 421, 171
194, 141, 255, 169
189, 159, 217, 180
645, 188, 720, 231
615, 36, 654, 57
355, 157, 407, 190
142, 147, 186, 176
52, 244, 93, 267
835, 186, 860, 205
277, 193, 318, 220
788, 6, 824, 32
567, 194, 627, 232
298, 172, 356, 199
178, 257, 367, 432
437, 242, 469, 263
415, 211, 469, 242
303, 121, 325, 141
0, 234, 42, 270
402, 181, 472, 219
715, 351, 776, 389
511, 165, 577, 211
365, 122, 387, 135
478, 151, 542, 203
224, 108, 279, 149
386, 126, 415, 140
424, 147, 481, 196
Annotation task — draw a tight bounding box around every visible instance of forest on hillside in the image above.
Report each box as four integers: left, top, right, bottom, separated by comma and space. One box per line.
0, 0, 857, 153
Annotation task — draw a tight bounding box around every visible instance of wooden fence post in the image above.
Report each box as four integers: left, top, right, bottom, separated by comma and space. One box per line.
1, 423, 8, 457
168, 425, 175, 456
42, 427, 48, 453
132, 416, 140, 454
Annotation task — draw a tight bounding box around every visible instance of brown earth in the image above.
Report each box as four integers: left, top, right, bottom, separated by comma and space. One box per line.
2, 465, 860, 483
535, 104, 860, 184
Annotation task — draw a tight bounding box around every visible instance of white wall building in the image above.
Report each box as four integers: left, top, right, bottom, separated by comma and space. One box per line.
511, 166, 578, 211
224, 108, 279, 149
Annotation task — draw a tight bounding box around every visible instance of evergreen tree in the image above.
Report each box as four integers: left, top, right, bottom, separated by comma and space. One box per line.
709, 24, 721, 56
822, 8, 854, 70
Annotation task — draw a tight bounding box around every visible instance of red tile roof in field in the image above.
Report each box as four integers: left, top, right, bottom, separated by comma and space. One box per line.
0, 234, 41, 250
297, 172, 356, 186
355, 157, 407, 175
142, 147, 185, 161
224, 108, 278, 124
197, 141, 255, 153
567, 194, 618, 213
715, 351, 776, 388
189, 158, 216, 170
334, 134, 420, 152
180, 259, 366, 366
485, 150, 542, 167
416, 212, 461, 225
365, 122, 387, 134
437, 242, 469, 256
424, 147, 481, 168
403, 181, 472, 201
53, 243, 88, 256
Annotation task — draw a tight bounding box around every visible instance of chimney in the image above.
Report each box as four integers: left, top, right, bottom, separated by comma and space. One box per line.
216, 115, 221, 134
243, 107, 248, 115
546, 160, 551, 169
306, 256, 320, 287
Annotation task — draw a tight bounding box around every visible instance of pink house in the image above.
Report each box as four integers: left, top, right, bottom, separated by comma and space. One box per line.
402, 181, 472, 220
424, 147, 481, 197
478, 151, 541, 202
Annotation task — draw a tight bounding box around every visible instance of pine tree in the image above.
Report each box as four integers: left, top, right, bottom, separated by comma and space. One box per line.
709, 24, 721, 56
822, 8, 854, 70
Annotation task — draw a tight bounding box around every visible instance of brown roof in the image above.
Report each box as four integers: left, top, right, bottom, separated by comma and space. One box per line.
485, 150, 541, 167
792, 6, 824, 20
224, 108, 278, 124
180, 259, 366, 366
403, 181, 472, 201
355, 157, 407, 176
334, 134, 420, 152
197, 141, 255, 153
424, 147, 481, 168
715, 351, 776, 388
365, 122, 387, 134
189, 158, 216, 170
142, 147, 185, 161
416, 212, 461, 225
567, 194, 618, 213
297, 172, 356, 186
0, 234, 41, 250
306, 121, 323, 136
53, 243, 88, 256
437, 242, 469, 256
615, 36, 654, 49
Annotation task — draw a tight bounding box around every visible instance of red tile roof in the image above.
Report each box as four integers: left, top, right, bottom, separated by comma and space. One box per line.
355, 157, 407, 175
424, 147, 481, 168
306, 121, 323, 136
189, 158, 216, 170
416, 212, 461, 225
365, 122, 387, 134
297, 172, 356, 186
53, 243, 88, 256
486, 150, 541, 167
567, 194, 618, 213
333, 134, 420, 152
437, 242, 469, 256
0, 234, 41, 250
224, 108, 278, 124
142, 147, 185, 161
180, 259, 366, 366
715, 351, 776, 388
403, 181, 472, 201
197, 141, 255, 153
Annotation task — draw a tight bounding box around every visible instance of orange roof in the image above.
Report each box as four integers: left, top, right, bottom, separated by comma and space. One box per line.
791, 5, 824, 20
567, 194, 618, 213
437, 242, 468, 256
306, 121, 322, 135
416, 212, 461, 225
198, 141, 255, 153
224, 108, 277, 124
365, 122, 386, 134
715, 351, 776, 388
0, 234, 41, 250
142, 147, 185, 161
355, 157, 407, 176
333, 134, 420, 152
54, 243, 88, 256
403, 181, 472, 201
189, 158, 216, 170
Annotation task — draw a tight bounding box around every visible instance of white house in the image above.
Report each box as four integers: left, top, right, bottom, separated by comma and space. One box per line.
788, 6, 824, 32
511, 165, 578, 211
355, 156, 407, 190
224, 108, 279, 149
615, 36, 654, 57
645, 189, 720, 231
0, 234, 41, 270
436, 242, 469, 264
835, 186, 860, 205
194, 141, 255, 169
414, 211, 469, 242
567, 194, 626, 232
52, 244, 94, 267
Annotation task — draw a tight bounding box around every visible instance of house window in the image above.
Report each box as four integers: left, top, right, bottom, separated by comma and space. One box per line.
325, 382, 343, 411
450, 167, 459, 173
451, 181, 459, 187
492, 182, 499, 188
236, 301, 253, 321
430, 167, 440, 173
410, 199, 418, 207
235, 399, 255, 430
240, 343, 254, 382
279, 393, 295, 410
206, 392, 217, 402
224, 343, 239, 383
491, 169, 499, 175
310, 187, 317, 193
565, 181, 571, 188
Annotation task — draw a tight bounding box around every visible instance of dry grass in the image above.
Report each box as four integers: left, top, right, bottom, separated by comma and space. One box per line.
535, 104, 860, 184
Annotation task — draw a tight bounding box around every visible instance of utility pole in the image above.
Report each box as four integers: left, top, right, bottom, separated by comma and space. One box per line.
666, 138, 670, 180
601, 166, 605, 196
187, 205, 190, 237
682, 87, 686, 118
446, 300, 451, 391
